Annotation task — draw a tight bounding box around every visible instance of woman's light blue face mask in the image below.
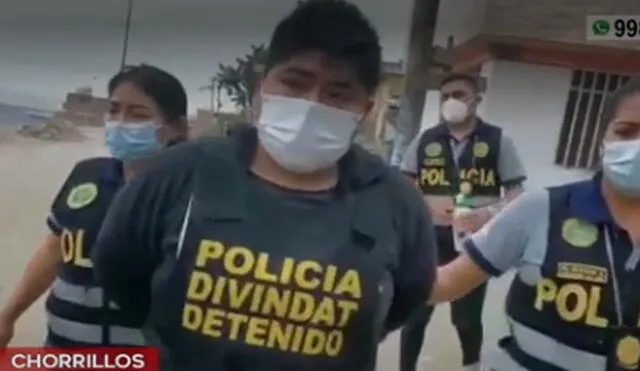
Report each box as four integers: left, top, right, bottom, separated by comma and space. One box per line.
104, 121, 162, 161
602, 138, 640, 197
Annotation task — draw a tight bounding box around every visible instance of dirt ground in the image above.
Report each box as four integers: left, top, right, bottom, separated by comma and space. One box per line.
0, 127, 512, 370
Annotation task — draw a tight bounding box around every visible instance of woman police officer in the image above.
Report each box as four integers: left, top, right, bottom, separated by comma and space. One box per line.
0, 64, 188, 347
430, 77, 640, 370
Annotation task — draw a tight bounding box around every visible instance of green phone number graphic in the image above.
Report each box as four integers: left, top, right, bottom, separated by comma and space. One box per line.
587, 15, 639, 40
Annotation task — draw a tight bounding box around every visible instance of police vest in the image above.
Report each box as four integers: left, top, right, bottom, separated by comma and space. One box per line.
147, 142, 399, 371
416, 121, 501, 197
45, 157, 144, 346
504, 186, 633, 370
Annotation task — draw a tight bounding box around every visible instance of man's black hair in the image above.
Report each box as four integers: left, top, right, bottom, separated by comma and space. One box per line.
264, 0, 382, 94
108, 64, 188, 122
601, 77, 640, 126
439, 72, 479, 92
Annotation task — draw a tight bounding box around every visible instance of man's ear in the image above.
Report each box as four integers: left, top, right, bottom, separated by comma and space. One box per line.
361, 98, 375, 122
475, 93, 483, 105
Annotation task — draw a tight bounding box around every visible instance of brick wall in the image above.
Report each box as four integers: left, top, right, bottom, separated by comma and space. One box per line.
60, 92, 109, 126
482, 0, 640, 49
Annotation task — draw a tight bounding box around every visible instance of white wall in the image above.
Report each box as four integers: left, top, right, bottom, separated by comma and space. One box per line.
416, 60, 593, 188
479, 60, 593, 188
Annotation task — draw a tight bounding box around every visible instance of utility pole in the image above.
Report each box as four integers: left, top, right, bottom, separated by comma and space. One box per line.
199, 77, 219, 112
119, 0, 134, 70
389, 0, 442, 166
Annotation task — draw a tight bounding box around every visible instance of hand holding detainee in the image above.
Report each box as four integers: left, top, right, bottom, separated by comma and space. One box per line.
451, 206, 493, 234
425, 196, 493, 233
426, 197, 454, 223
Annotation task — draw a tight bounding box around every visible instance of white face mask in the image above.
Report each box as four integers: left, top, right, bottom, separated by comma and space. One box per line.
441, 98, 469, 124
257, 94, 360, 173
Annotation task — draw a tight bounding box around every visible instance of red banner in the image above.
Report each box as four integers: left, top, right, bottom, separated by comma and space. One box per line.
0, 348, 159, 371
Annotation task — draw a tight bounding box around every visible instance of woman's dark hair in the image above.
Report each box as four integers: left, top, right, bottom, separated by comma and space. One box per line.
264, 0, 381, 94
601, 77, 640, 125
107, 64, 188, 122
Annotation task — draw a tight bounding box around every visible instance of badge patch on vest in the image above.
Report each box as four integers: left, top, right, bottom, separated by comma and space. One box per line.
473, 142, 489, 158
561, 218, 598, 248
66, 183, 98, 209
556, 262, 608, 284
424, 142, 442, 157
459, 181, 473, 194
616, 335, 640, 369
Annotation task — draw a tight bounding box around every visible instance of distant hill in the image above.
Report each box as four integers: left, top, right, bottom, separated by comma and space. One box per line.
0, 103, 54, 127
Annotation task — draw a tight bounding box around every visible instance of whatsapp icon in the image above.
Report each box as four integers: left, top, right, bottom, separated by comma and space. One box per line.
592, 19, 611, 36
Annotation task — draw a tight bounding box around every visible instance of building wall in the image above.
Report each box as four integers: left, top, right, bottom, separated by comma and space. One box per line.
482, 0, 640, 50
418, 60, 593, 187
479, 60, 593, 188
434, 0, 639, 50
433, 0, 487, 46
59, 92, 109, 126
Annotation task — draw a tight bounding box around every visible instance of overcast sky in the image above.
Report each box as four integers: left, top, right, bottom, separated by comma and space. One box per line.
0, 0, 414, 113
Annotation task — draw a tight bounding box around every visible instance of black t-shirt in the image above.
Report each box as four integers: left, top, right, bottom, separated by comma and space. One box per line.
92, 128, 437, 370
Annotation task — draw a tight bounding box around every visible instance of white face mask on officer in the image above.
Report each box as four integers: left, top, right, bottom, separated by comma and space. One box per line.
256, 94, 360, 173
441, 98, 470, 124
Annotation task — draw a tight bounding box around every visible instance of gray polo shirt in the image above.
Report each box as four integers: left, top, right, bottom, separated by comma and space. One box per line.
400, 128, 527, 225
464, 189, 549, 277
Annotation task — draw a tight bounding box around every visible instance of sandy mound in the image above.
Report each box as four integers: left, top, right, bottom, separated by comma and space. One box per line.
0, 128, 17, 144
17, 120, 86, 142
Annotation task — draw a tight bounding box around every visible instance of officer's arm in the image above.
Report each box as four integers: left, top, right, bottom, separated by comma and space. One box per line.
0, 161, 85, 325
486, 135, 527, 214
93, 147, 195, 319
384, 175, 438, 333
430, 190, 547, 303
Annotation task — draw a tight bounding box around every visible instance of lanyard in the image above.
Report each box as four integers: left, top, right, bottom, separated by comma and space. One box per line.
449, 134, 478, 194
604, 227, 640, 326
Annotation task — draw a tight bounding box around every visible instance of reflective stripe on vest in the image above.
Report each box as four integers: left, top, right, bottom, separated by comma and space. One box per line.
481, 348, 529, 371
47, 313, 144, 345
48, 278, 143, 345
51, 277, 118, 309
508, 317, 605, 371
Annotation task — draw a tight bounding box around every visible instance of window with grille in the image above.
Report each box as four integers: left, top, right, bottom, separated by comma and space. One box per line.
554, 70, 631, 169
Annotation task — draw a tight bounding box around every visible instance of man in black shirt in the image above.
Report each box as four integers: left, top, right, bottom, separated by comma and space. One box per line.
93, 1, 437, 370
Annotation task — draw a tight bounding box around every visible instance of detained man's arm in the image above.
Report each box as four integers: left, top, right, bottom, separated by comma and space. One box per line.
384, 176, 438, 333
92, 173, 160, 318
93, 145, 196, 318
430, 190, 547, 303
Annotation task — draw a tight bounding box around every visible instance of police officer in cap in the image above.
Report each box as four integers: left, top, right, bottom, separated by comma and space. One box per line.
430, 77, 640, 370
399, 73, 527, 371
92, 1, 438, 370
0, 64, 188, 347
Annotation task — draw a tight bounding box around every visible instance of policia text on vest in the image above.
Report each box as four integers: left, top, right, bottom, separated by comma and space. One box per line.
415, 122, 503, 197
92, 127, 437, 370
183, 240, 361, 357
61, 229, 92, 267
45, 158, 143, 347
534, 263, 609, 328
